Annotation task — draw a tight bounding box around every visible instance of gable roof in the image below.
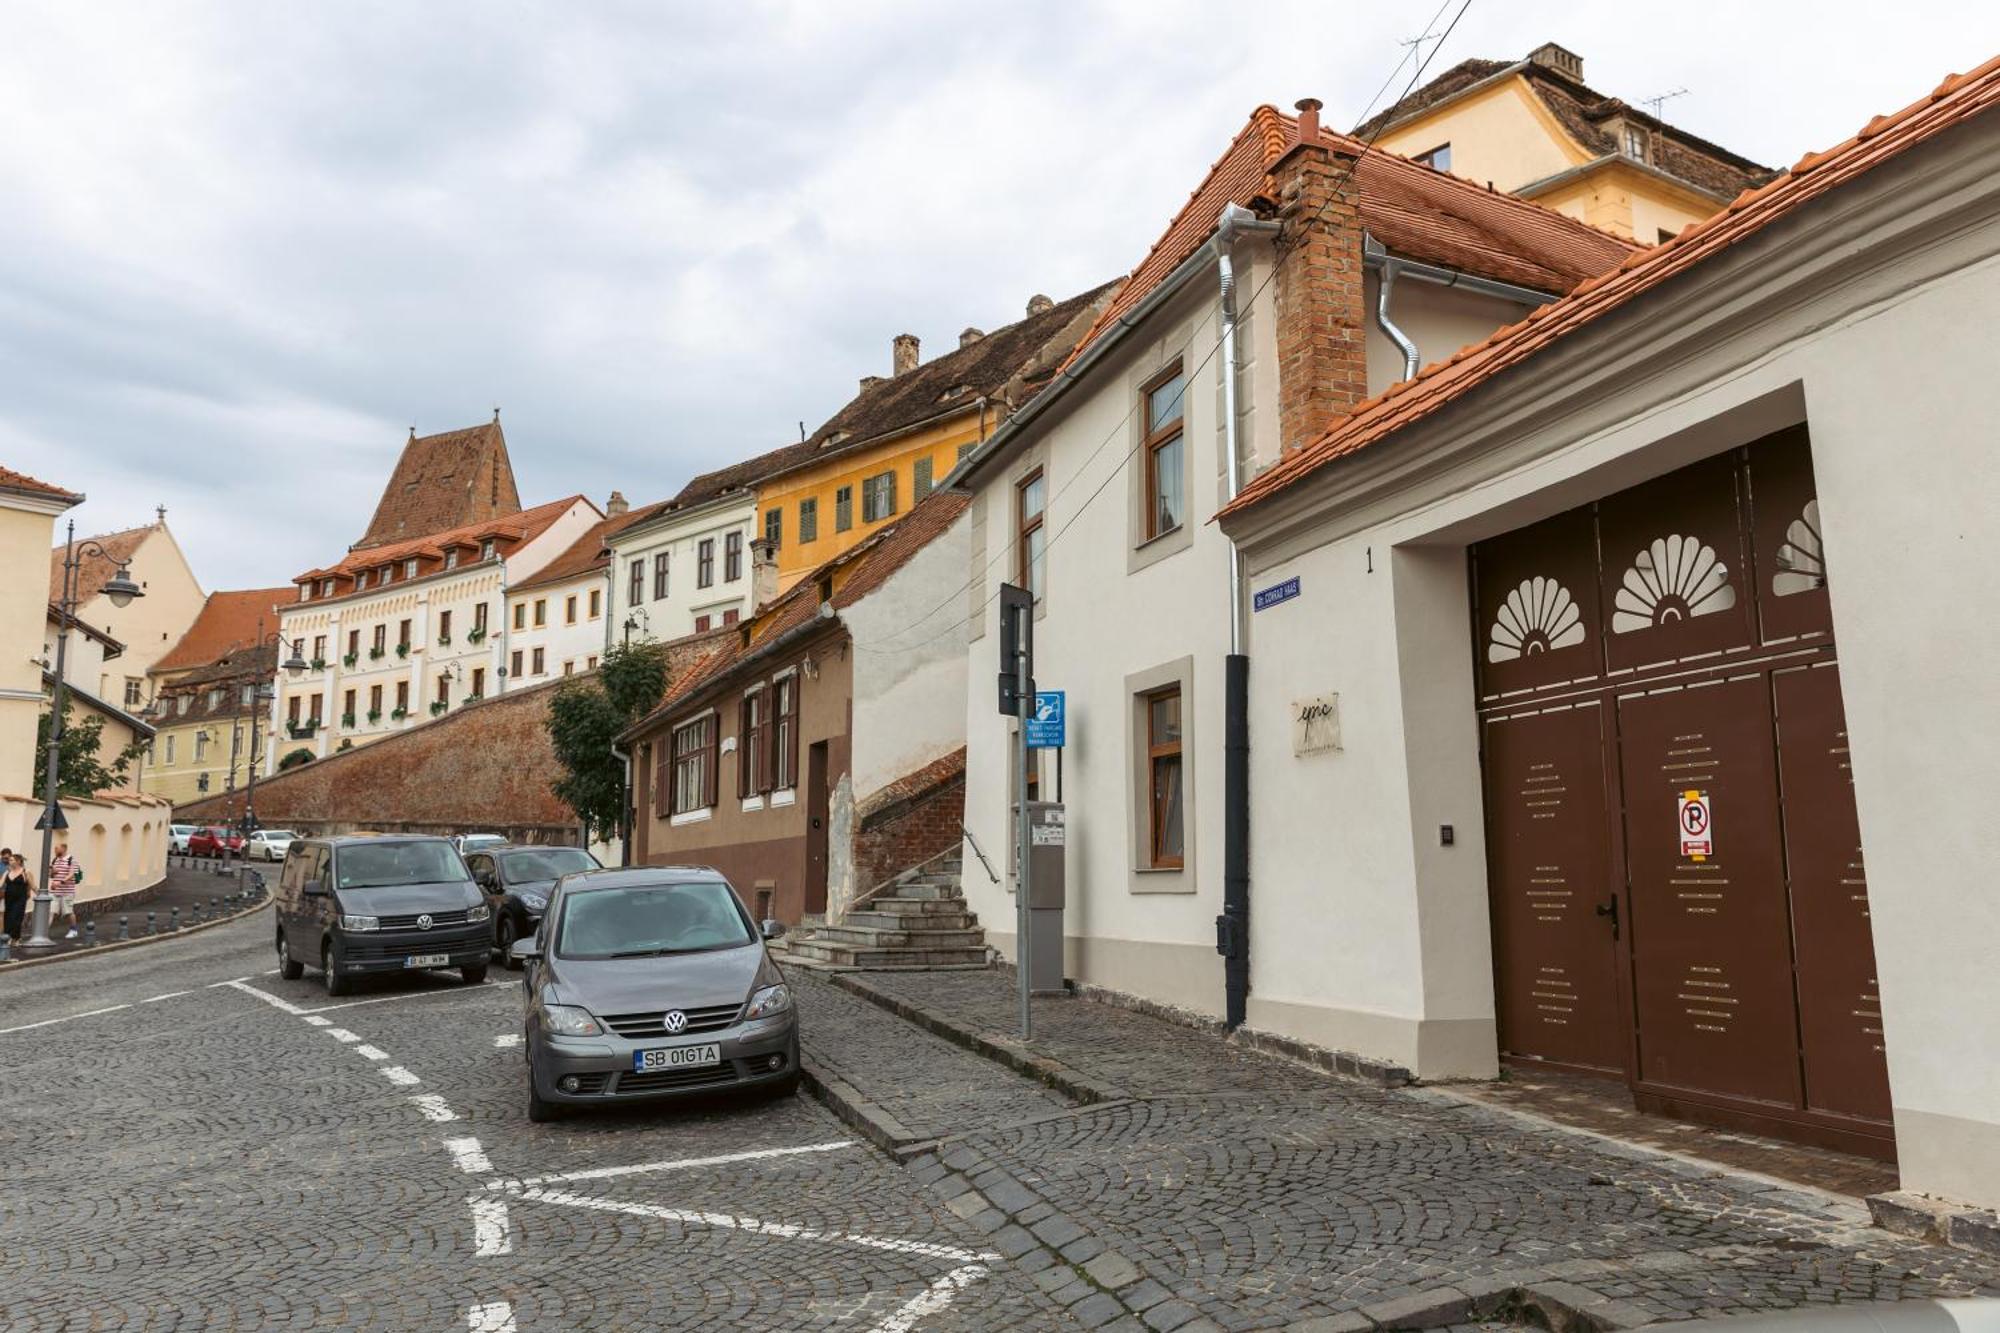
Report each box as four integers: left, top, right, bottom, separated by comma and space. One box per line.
1222, 57, 2000, 519
1355, 52, 1775, 203
511, 511, 644, 593
2, 464, 81, 505
1062, 105, 1637, 374
300, 494, 586, 583
153, 587, 295, 675
49, 522, 155, 606
354, 419, 523, 550
623, 490, 970, 738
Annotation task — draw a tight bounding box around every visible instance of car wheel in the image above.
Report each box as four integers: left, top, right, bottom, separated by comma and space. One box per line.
461, 963, 488, 985
322, 941, 351, 997
527, 1054, 561, 1123
276, 930, 304, 981
496, 915, 519, 969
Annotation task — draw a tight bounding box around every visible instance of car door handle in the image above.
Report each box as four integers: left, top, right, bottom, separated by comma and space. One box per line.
1596, 896, 1620, 940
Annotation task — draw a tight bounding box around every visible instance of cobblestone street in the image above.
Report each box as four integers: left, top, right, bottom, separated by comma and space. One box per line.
5, 919, 1999, 1331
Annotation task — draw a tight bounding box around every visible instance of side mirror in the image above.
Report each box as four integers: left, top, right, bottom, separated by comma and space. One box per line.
761, 918, 786, 940
303, 880, 326, 898
508, 938, 541, 963
475, 870, 496, 889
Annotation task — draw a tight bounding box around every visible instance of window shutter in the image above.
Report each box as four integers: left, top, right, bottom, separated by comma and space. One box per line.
787, 678, 801, 788
886, 471, 897, 515
653, 742, 669, 818
704, 723, 719, 808
737, 699, 752, 799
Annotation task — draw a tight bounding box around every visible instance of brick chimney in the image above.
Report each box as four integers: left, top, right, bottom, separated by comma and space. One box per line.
959, 326, 985, 349
1026, 293, 1053, 317
750, 536, 779, 609
1527, 42, 1583, 83
859, 374, 886, 395
1271, 97, 1368, 455
605, 490, 629, 517
892, 333, 919, 377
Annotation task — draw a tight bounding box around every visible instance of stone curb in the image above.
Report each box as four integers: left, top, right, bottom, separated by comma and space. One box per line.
1868, 1190, 2000, 1260
828, 971, 1127, 1105
798, 1053, 921, 1154
0, 895, 272, 971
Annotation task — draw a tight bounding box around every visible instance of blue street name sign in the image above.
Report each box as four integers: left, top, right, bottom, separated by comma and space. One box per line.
1026, 691, 1065, 749
1253, 576, 1301, 612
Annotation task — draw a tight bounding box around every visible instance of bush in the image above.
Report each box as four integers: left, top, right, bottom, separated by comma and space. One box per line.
279, 748, 315, 771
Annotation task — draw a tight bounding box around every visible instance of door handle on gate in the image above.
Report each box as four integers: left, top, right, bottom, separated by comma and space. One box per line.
1596, 896, 1620, 940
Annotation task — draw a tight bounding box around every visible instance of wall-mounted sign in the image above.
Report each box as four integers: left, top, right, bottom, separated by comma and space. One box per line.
1026, 691, 1065, 749
1254, 576, 1301, 612
1678, 789, 1712, 859
1031, 807, 1066, 846
1292, 694, 1342, 757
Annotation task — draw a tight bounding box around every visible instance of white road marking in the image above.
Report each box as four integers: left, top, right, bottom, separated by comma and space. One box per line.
501, 1140, 857, 1189
470, 1196, 513, 1256
0, 1004, 132, 1036
354, 1044, 389, 1061
381, 1066, 421, 1086
870, 1264, 990, 1333
410, 1094, 458, 1122
493, 1034, 522, 1048
218, 980, 307, 1014
326, 1028, 361, 1043
297, 981, 505, 1015
140, 991, 191, 1004
445, 1137, 495, 1176
466, 1301, 515, 1332
301, 1015, 332, 1026
510, 1185, 994, 1264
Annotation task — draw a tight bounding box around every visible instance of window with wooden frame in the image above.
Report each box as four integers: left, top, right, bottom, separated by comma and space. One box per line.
347, 629, 360, 658
653, 551, 669, 600
671, 715, 717, 815
445, 549, 460, 571
436, 674, 450, 706
511, 649, 523, 677
470, 667, 485, 698
287, 695, 301, 725
764, 508, 782, 548
862, 470, 897, 523
697, 539, 715, 588
531, 646, 546, 675
1016, 469, 1047, 600
913, 456, 934, 500
835, 486, 854, 533
724, 530, 743, 582
1414, 142, 1452, 172
799, 497, 819, 543
1142, 362, 1186, 540
473, 601, 489, 634
308, 693, 322, 723
770, 673, 799, 789
565, 595, 577, 625
437, 611, 450, 642
513, 603, 527, 631
722, 608, 739, 626
394, 680, 409, 712
533, 598, 547, 627
630, 557, 645, 606
372, 624, 387, 653
588, 588, 602, 618
343, 688, 356, 718
1144, 685, 1184, 868
738, 688, 769, 798
695, 614, 712, 633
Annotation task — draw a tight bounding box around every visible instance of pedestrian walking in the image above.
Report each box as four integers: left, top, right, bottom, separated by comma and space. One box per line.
48, 841, 81, 940
1, 850, 27, 942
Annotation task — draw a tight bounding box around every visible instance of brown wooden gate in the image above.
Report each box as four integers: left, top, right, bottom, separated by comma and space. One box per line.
1471, 427, 1892, 1156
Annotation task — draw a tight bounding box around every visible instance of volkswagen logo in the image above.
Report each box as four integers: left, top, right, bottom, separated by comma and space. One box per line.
662, 1010, 688, 1034
416, 913, 433, 931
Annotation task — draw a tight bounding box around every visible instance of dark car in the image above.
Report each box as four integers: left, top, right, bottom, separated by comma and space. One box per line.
466, 844, 601, 966
510, 867, 797, 1122
187, 826, 244, 858
274, 834, 492, 996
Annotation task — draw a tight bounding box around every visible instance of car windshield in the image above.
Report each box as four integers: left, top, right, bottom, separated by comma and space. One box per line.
556, 882, 753, 959
334, 841, 466, 889
500, 848, 596, 884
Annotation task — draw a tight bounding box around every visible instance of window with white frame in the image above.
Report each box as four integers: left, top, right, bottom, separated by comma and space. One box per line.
671, 715, 716, 815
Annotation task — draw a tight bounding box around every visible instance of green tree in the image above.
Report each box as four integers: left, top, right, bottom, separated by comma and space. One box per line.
545, 641, 670, 840
33, 703, 149, 797
279, 748, 315, 771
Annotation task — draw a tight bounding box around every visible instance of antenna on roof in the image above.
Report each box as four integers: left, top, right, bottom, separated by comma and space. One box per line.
799, 420, 806, 442
493, 406, 501, 422
1641, 87, 1689, 121
155, 504, 167, 525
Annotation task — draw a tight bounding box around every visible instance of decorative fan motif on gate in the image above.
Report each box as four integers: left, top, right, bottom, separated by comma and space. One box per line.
1610, 534, 1736, 633
1772, 499, 1827, 597
1488, 576, 1586, 662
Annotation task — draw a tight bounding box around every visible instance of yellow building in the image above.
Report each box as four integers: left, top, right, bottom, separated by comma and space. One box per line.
754, 285, 1113, 590
1360, 42, 1774, 243
143, 587, 294, 807
4, 466, 83, 789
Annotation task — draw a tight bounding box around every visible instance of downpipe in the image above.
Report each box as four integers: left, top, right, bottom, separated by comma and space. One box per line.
610, 741, 633, 866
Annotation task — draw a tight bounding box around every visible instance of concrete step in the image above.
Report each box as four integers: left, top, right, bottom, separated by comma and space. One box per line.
842, 909, 976, 931
783, 940, 990, 969
860, 895, 968, 916
878, 882, 957, 901
812, 924, 986, 950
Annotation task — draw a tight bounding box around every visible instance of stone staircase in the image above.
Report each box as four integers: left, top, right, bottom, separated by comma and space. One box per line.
775, 854, 990, 970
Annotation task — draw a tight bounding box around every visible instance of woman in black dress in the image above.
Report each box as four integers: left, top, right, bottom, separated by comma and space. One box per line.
2, 850, 31, 942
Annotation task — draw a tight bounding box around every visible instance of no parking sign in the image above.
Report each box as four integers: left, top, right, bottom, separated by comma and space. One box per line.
1678, 789, 1713, 860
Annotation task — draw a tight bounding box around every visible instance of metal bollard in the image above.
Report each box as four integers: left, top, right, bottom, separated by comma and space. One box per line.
117, 915, 130, 941
169, 907, 180, 931
84, 920, 96, 947
210, 896, 219, 916
146, 910, 157, 936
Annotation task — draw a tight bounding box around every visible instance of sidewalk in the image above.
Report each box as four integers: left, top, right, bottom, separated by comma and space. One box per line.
803, 967, 2000, 1332
3, 863, 268, 964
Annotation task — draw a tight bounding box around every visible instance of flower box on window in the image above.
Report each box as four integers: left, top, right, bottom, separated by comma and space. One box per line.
339, 712, 356, 728
310, 657, 327, 671
342, 653, 358, 668
287, 721, 319, 740
365, 709, 382, 723
429, 700, 447, 717
466, 627, 488, 645
467, 691, 484, 702
368, 647, 386, 661
437, 632, 451, 646
390, 706, 408, 721
395, 643, 410, 659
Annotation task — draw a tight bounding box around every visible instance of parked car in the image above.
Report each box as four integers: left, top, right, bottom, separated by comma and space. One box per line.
1645, 1300, 1999, 1329
246, 829, 297, 862
465, 844, 601, 967
510, 867, 797, 1121
187, 826, 244, 858
452, 832, 507, 855
274, 834, 490, 996
168, 824, 197, 855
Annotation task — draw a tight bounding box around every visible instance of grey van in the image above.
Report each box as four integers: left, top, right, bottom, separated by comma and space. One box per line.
275, 835, 492, 995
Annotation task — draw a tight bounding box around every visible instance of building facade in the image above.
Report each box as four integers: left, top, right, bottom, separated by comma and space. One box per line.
143, 587, 294, 805
504, 507, 625, 685
5, 466, 83, 784
606, 481, 760, 647
47, 513, 205, 709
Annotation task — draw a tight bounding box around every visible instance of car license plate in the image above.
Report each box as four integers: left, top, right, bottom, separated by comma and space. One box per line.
405, 953, 450, 968
634, 1043, 721, 1072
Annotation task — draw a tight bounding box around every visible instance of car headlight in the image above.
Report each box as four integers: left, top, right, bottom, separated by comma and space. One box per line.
745, 983, 793, 1020
517, 893, 547, 912
340, 914, 379, 932
542, 1004, 601, 1037
467, 903, 490, 923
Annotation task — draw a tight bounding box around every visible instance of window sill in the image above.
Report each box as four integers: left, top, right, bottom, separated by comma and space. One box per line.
1135, 523, 1186, 551
740, 795, 764, 813
1130, 865, 1194, 894
769, 788, 796, 808
669, 808, 713, 828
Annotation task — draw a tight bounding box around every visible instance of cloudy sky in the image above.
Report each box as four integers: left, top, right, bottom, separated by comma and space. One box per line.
8, 1, 1995, 589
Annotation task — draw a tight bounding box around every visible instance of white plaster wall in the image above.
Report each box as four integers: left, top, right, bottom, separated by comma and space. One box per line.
846, 511, 969, 801
1362, 274, 1537, 399
608, 496, 756, 644
506, 570, 613, 683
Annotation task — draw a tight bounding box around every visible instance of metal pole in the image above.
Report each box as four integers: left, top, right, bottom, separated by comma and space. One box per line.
24, 522, 77, 953
1014, 600, 1032, 1041
240, 640, 266, 901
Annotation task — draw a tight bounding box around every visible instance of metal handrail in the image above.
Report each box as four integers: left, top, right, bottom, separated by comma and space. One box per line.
961, 825, 1001, 886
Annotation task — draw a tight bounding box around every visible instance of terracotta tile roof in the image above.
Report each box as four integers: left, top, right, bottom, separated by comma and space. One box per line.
1355, 55, 1774, 202
510, 513, 628, 593
354, 419, 523, 550
47, 603, 123, 654
299, 494, 585, 584
1222, 57, 2000, 520
1061, 106, 1636, 374
627, 490, 971, 736
1, 464, 82, 504
49, 522, 154, 606
661, 440, 816, 514
152, 587, 296, 674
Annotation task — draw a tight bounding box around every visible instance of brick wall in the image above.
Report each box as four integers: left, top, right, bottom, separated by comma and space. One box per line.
1271, 99, 1369, 454
852, 747, 966, 896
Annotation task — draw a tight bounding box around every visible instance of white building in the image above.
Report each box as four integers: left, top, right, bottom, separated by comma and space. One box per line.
46, 513, 205, 710
607, 454, 783, 647
503, 502, 626, 685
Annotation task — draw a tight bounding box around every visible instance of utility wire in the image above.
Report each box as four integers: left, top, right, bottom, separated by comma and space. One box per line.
853, 0, 1473, 657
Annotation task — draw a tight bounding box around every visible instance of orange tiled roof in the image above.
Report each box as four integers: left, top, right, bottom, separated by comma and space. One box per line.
510, 510, 647, 592
1222, 56, 2000, 519
2, 464, 81, 504
354, 420, 523, 551
49, 522, 154, 606
1060, 105, 1637, 376
298, 495, 586, 584
153, 587, 296, 674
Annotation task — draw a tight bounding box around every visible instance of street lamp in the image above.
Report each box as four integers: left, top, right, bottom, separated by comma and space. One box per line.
24, 519, 146, 954
237, 619, 308, 899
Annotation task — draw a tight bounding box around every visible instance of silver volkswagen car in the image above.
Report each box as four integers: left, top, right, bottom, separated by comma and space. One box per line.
511, 867, 798, 1121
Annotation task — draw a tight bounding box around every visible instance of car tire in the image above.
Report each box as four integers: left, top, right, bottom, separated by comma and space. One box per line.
322, 941, 351, 997
461, 963, 488, 985
277, 930, 304, 981
496, 915, 519, 970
